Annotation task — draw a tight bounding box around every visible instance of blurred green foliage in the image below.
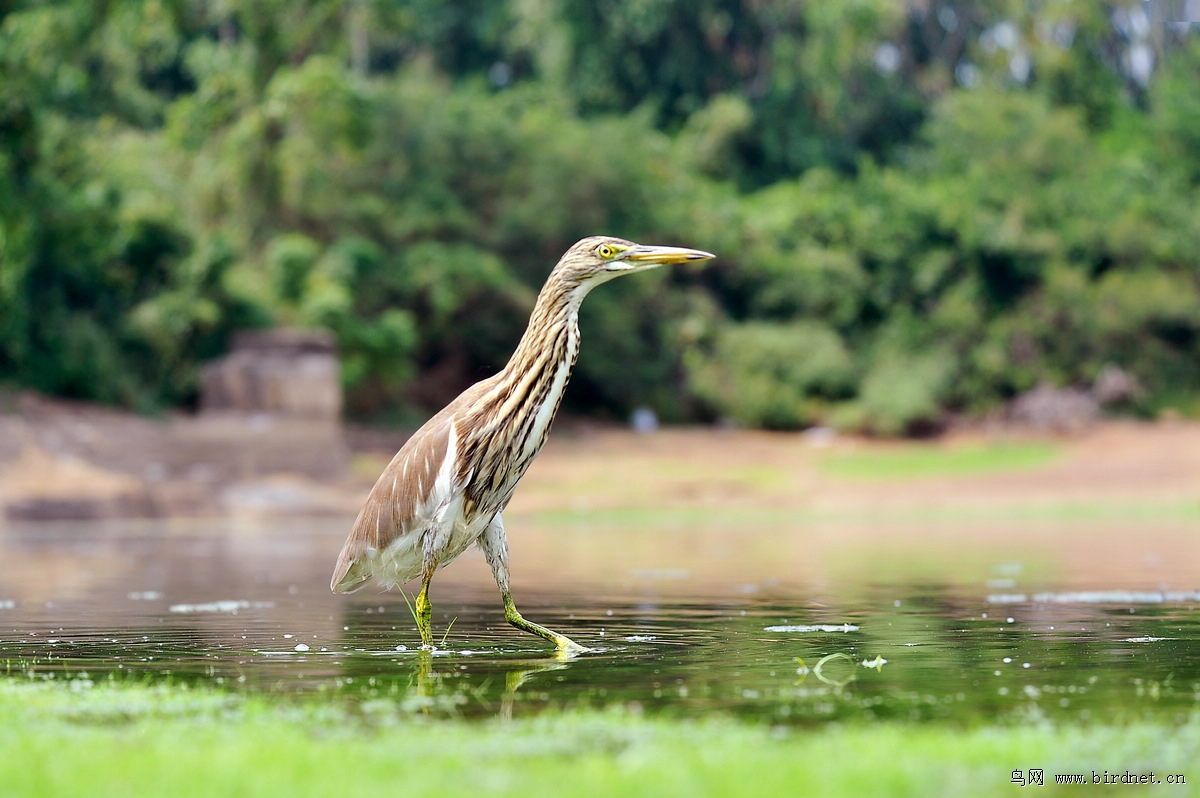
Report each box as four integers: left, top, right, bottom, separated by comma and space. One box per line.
687, 320, 855, 429
1, 1, 1198, 429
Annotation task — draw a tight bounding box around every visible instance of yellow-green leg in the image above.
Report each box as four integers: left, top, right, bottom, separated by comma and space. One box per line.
481, 514, 589, 655
415, 575, 435, 648
503, 591, 587, 654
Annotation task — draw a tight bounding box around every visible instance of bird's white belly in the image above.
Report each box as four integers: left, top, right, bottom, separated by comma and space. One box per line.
371, 498, 490, 588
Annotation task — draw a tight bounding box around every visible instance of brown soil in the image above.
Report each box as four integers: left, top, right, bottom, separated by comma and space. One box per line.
2, 390, 1197, 522
508, 421, 1200, 515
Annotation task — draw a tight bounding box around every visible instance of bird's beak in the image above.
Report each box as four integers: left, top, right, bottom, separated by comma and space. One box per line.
616, 244, 715, 270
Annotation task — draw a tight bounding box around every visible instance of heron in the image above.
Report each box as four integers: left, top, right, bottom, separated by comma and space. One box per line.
331, 236, 715, 653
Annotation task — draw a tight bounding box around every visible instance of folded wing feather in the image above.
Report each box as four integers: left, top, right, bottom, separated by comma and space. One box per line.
330, 417, 459, 592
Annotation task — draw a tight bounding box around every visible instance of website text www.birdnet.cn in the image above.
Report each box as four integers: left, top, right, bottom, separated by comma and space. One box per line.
1011, 769, 1187, 787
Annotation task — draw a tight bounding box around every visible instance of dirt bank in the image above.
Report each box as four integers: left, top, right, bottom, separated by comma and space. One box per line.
1, 391, 1197, 522
0, 392, 358, 520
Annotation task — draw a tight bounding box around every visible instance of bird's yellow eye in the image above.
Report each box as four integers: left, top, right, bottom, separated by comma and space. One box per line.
596, 243, 617, 259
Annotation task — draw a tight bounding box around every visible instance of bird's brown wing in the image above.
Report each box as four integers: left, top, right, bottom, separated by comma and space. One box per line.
330, 415, 456, 592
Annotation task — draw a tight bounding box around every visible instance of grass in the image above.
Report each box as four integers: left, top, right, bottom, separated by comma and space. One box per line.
819, 441, 1061, 481
2, 679, 1198, 797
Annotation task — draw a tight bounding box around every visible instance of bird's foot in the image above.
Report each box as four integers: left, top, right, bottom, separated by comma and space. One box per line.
553, 634, 590, 656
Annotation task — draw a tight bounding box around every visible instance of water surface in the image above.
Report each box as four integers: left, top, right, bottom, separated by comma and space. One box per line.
2, 516, 1198, 725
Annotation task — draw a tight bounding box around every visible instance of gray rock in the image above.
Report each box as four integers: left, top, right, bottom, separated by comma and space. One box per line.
1092, 363, 1143, 407
1009, 382, 1100, 432
200, 328, 342, 419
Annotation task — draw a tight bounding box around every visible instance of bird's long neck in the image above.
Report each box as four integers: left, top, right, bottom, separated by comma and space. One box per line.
459, 273, 590, 515
506, 274, 586, 383
492, 274, 586, 446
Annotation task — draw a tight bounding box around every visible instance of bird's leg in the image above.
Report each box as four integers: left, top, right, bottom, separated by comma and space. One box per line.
502, 593, 588, 654
480, 515, 588, 655
414, 575, 435, 648
415, 543, 440, 649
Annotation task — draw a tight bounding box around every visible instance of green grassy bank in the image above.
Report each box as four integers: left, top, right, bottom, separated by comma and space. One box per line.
2, 680, 1197, 797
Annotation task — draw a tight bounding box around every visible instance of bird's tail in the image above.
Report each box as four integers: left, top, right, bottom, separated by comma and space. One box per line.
330, 544, 372, 593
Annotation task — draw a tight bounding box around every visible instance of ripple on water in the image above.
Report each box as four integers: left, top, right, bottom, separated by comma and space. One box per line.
168, 600, 277, 614
987, 590, 1200, 604
3, 518, 1200, 726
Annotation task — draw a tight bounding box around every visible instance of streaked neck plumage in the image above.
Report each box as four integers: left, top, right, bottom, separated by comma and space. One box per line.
460, 269, 598, 515
495, 270, 594, 442
506, 271, 593, 378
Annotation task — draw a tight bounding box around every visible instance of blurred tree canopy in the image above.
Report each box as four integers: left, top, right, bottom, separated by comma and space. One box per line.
1, 0, 1198, 430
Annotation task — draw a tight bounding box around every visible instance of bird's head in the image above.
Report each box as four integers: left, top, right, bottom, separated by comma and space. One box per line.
554, 236, 715, 289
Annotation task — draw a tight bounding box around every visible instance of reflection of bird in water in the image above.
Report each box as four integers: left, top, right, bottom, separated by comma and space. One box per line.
331, 237, 715, 653
409, 650, 566, 719
501, 660, 568, 719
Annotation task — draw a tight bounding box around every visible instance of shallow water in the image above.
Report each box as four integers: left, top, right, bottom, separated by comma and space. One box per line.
2, 516, 1198, 725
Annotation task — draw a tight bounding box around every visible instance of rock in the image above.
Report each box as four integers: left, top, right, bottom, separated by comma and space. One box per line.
1009, 383, 1100, 433
803, 426, 837, 448
1092, 364, 1142, 407
200, 328, 342, 420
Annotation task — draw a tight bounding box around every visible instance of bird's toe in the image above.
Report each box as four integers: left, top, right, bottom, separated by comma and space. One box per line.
554, 635, 590, 656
